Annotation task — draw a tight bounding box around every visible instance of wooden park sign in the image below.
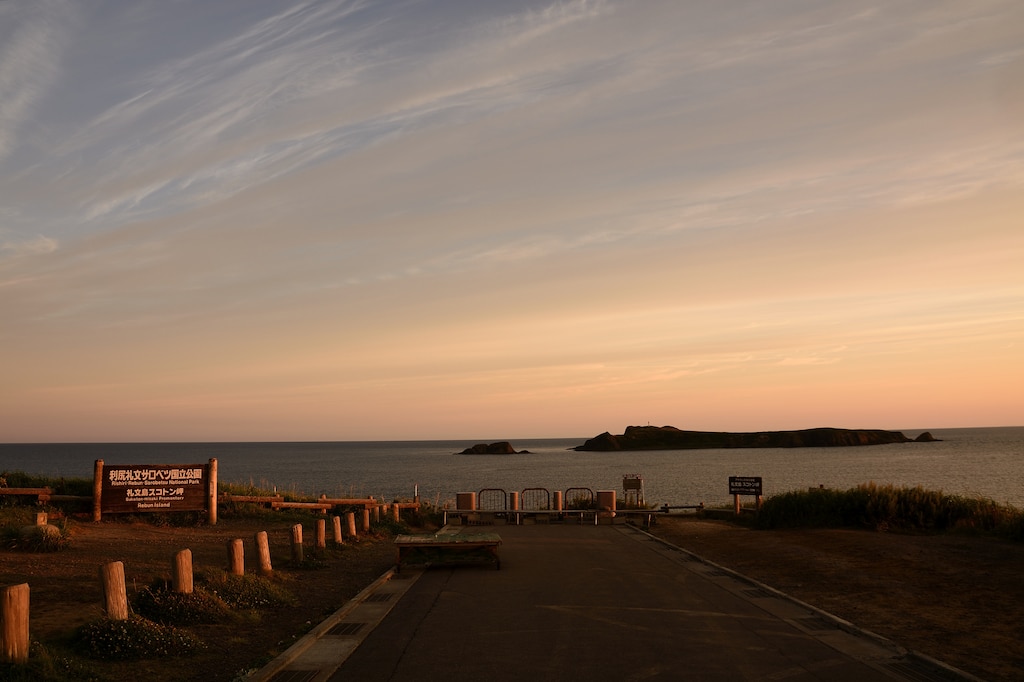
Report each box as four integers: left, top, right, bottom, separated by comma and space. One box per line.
92, 458, 218, 524
728, 476, 763, 496
728, 476, 763, 515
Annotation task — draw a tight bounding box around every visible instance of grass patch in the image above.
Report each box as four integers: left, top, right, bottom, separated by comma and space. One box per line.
0, 471, 92, 497
0, 507, 71, 552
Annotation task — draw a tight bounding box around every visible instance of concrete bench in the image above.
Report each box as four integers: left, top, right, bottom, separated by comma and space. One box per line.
394, 532, 502, 571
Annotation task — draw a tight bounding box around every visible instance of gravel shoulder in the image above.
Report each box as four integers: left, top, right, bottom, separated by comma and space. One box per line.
649, 516, 1024, 682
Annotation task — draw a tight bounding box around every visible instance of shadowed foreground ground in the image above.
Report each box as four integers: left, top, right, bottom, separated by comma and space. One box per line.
2, 515, 1021, 681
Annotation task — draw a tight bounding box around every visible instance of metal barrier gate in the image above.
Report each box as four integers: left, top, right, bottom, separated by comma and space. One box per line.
477, 488, 508, 511
520, 488, 551, 510
563, 487, 595, 509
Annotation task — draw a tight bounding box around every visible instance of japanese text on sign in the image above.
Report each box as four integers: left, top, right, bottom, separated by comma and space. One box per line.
728, 476, 763, 496
107, 467, 203, 485
101, 464, 207, 514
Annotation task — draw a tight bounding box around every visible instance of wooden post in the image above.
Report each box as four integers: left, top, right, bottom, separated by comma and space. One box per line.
391, 504, 400, 522
734, 494, 741, 515
100, 561, 129, 620
254, 531, 272, 575
361, 509, 371, 533
207, 458, 218, 525
35, 512, 47, 526
92, 459, 104, 522
290, 524, 303, 563
756, 495, 763, 511
172, 549, 193, 594
1, 583, 29, 664
227, 539, 244, 575
332, 515, 344, 545
316, 518, 326, 552
345, 512, 357, 538
373, 505, 380, 524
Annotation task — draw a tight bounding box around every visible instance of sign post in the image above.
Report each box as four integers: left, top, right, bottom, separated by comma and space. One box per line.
728, 476, 763, 514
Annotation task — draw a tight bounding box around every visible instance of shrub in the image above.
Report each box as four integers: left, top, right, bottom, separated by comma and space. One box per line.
395, 503, 440, 529
565, 494, 596, 510
76, 615, 204, 660
1, 521, 70, 552
202, 573, 295, 610
0, 471, 92, 497
754, 487, 852, 529
132, 583, 232, 625
0, 642, 101, 682
372, 517, 409, 536
755, 483, 1024, 538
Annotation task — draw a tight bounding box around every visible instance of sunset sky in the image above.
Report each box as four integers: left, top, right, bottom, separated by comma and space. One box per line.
2, 1, 1022, 443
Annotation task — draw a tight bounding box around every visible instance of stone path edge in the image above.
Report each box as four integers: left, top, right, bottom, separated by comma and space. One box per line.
245, 565, 421, 682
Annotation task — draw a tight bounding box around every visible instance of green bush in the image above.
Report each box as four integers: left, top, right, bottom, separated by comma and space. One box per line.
1, 521, 70, 552
565, 494, 596, 510
132, 584, 232, 625
372, 517, 410, 536
755, 483, 1024, 539
202, 573, 295, 610
76, 615, 204, 660
394, 503, 440, 529
0, 472, 92, 496
0, 642, 101, 682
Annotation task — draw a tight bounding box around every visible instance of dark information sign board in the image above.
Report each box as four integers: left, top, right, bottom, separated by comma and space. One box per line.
728, 476, 763, 496
101, 464, 208, 514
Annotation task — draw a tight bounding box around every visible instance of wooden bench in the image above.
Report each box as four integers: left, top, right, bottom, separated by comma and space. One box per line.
394, 532, 502, 571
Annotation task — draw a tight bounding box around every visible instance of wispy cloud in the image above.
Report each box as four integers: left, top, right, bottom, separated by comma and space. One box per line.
0, 0, 74, 160
66, 3, 374, 220
486, 0, 611, 47
0, 234, 58, 258
49, 1, 621, 228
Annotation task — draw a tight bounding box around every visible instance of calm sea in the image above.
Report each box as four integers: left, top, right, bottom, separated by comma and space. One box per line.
2, 426, 1022, 509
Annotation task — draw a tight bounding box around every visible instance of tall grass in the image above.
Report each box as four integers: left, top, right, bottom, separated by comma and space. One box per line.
0, 471, 93, 496
755, 482, 1024, 540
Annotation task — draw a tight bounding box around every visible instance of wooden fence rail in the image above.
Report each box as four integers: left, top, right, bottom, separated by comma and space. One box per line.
0, 488, 52, 504
3, 489, 420, 519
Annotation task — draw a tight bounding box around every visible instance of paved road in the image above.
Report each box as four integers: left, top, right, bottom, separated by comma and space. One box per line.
254, 522, 975, 682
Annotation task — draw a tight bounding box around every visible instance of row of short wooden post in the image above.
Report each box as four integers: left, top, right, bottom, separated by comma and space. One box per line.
288, 509, 377, 562
0, 508, 397, 665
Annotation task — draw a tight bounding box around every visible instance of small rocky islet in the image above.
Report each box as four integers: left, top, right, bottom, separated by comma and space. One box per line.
456, 441, 532, 455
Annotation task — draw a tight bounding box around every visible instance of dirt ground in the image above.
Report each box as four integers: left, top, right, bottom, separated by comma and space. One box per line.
649, 516, 1024, 682
1, 513, 396, 681
3, 513, 1022, 681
